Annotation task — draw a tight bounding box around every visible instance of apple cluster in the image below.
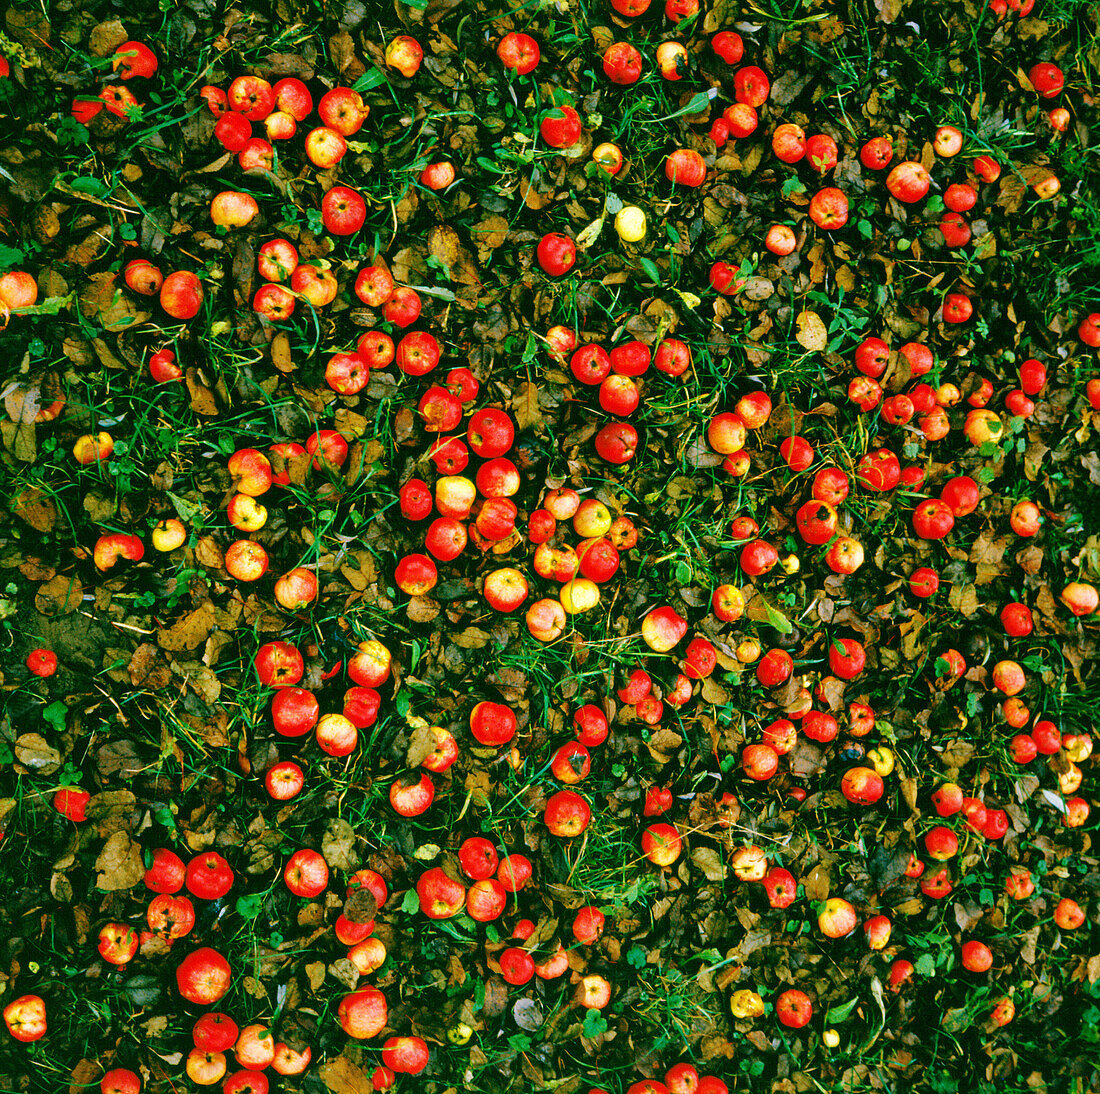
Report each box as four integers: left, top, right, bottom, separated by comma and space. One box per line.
586, 1060, 737, 1094
69, 39, 158, 125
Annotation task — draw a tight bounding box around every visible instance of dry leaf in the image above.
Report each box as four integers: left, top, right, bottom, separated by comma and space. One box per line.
319, 1055, 374, 1094
691, 847, 726, 881
186, 369, 219, 416
13, 487, 58, 532
15, 734, 61, 771
322, 818, 359, 871
95, 831, 145, 890
795, 310, 828, 351
158, 603, 216, 652
511, 381, 544, 431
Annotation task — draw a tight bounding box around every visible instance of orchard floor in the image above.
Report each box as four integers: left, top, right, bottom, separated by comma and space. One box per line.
0, 1, 1099, 1093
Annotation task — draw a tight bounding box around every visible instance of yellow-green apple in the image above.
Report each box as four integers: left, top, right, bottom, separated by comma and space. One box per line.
264, 761, 303, 801
560, 578, 600, 614
575, 974, 612, 1009
526, 598, 566, 641
227, 493, 267, 532
272, 77, 312, 120
225, 540, 268, 582
93, 533, 144, 571
484, 567, 528, 612
124, 258, 163, 295
466, 878, 507, 921
730, 988, 765, 1018
290, 264, 338, 307
863, 914, 892, 950
347, 640, 391, 687
642, 605, 688, 652
257, 239, 298, 282
210, 191, 259, 228
98, 922, 139, 965
272, 569, 316, 614
886, 161, 930, 202
272, 1042, 311, 1076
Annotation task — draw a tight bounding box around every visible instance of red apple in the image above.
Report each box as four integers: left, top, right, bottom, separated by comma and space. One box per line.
176, 947, 231, 1005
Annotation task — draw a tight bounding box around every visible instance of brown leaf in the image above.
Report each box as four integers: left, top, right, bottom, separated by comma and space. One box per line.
802, 862, 831, 901
319, 1055, 374, 1094
0, 419, 35, 461
69, 1059, 101, 1094
428, 224, 480, 285
158, 603, 216, 652
15, 733, 60, 772
36, 573, 82, 615
454, 626, 491, 648
511, 381, 544, 431
646, 728, 683, 763
691, 846, 726, 881
95, 831, 145, 890
407, 596, 440, 623
128, 643, 172, 689
407, 724, 442, 768
85, 790, 137, 835
88, 18, 128, 55
470, 215, 510, 251
186, 369, 219, 416
13, 486, 57, 532
939, 739, 975, 769
328, 31, 365, 81
64, 225, 113, 267
79, 272, 150, 331
194, 536, 224, 572
3, 380, 40, 423
795, 310, 828, 351
334, 408, 369, 438
1016, 545, 1044, 575
322, 818, 359, 871
271, 332, 295, 373
305, 961, 326, 992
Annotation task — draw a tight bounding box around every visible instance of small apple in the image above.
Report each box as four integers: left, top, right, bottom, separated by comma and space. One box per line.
385, 36, 423, 77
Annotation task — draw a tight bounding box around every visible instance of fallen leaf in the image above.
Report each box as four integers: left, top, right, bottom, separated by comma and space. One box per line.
95, 831, 145, 890
691, 847, 726, 881
158, 603, 216, 652
15, 734, 60, 771
795, 310, 828, 351
322, 819, 359, 871
12, 487, 57, 532
319, 1055, 373, 1094
511, 381, 544, 431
